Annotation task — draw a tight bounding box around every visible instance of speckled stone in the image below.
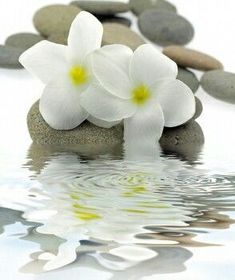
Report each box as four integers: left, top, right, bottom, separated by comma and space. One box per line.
33, 5, 81, 37
138, 10, 194, 46
27, 101, 123, 145
163, 46, 223, 71
130, 0, 177, 16
48, 32, 68, 45
201, 70, 235, 104
177, 67, 199, 93
102, 23, 145, 50
70, 1, 129, 15
160, 121, 204, 164
98, 15, 131, 27
5, 33, 44, 51
0, 45, 23, 69
193, 97, 203, 120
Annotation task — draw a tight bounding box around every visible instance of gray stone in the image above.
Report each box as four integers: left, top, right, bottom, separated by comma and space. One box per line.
33, 4, 81, 37
200, 70, 235, 104
0, 45, 23, 69
48, 32, 68, 45
98, 15, 131, 27
163, 46, 223, 71
5, 33, 44, 51
27, 101, 123, 145
193, 97, 203, 120
138, 10, 194, 46
70, 1, 129, 15
160, 121, 204, 164
102, 23, 145, 50
130, 0, 177, 16
177, 67, 199, 93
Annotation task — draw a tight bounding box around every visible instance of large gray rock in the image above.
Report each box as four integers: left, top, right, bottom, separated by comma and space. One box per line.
28, 101, 123, 145
201, 70, 235, 104
70, 0, 129, 15
33, 4, 81, 37
130, 0, 177, 16
102, 23, 145, 50
0, 45, 23, 69
138, 10, 194, 46
5, 33, 44, 52
177, 67, 199, 93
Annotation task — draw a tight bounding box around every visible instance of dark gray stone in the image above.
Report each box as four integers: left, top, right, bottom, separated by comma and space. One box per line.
70, 0, 129, 15
130, 0, 177, 16
98, 15, 131, 27
5, 33, 44, 51
177, 67, 199, 93
33, 4, 81, 37
102, 23, 145, 50
201, 70, 235, 104
138, 10, 194, 46
0, 45, 23, 69
193, 97, 203, 120
27, 101, 123, 145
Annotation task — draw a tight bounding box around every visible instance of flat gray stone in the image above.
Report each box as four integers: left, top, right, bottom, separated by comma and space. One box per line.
163, 46, 223, 71
28, 101, 203, 147
177, 67, 199, 93
70, 1, 129, 15
33, 4, 81, 37
102, 23, 145, 50
0, 45, 23, 69
5, 33, 44, 51
48, 32, 68, 45
98, 15, 131, 27
130, 0, 177, 16
28, 101, 123, 145
201, 70, 235, 104
160, 121, 204, 164
138, 10, 194, 46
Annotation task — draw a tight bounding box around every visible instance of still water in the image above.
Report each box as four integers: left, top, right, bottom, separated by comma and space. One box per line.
0, 71, 235, 279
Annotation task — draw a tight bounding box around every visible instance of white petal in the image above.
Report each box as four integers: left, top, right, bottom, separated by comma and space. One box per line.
157, 80, 196, 127
19, 40, 67, 84
80, 84, 136, 122
89, 44, 133, 98
129, 44, 177, 87
124, 103, 164, 148
67, 11, 103, 64
87, 115, 121, 128
39, 78, 89, 130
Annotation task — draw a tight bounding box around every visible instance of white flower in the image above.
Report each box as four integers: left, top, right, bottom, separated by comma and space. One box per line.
19, 11, 116, 130
80, 44, 196, 144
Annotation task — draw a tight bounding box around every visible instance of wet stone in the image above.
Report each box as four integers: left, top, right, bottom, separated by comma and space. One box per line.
200, 70, 235, 104
138, 10, 194, 46
177, 67, 199, 93
163, 46, 223, 71
130, 0, 177, 16
0, 45, 23, 69
70, 0, 130, 15
193, 97, 203, 120
5, 33, 44, 52
102, 23, 145, 50
33, 4, 81, 37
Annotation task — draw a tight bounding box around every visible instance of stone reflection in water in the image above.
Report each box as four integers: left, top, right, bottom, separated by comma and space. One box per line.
0, 139, 234, 277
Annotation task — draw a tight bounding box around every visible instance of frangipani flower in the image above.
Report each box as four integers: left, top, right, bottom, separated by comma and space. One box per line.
20, 11, 116, 130
80, 44, 196, 144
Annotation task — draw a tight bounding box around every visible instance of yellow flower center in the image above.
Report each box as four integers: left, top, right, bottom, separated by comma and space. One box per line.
132, 85, 151, 105
69, 65, 88, 86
